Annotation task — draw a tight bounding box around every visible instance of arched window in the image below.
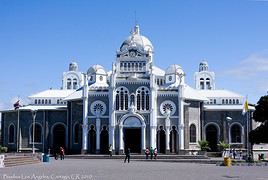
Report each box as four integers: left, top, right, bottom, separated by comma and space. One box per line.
115, 87, 129, 111
125, 93, 128, 110
137, 93, 141, 110
73, 78, 78, 89
190, 124, 197, 143
136, 87, 150, 111
115, 94, 119, 110
48, 99, 51, 104
67, 78, 72, 89
8, 124, 15, 143
74, 123, 81, 144
42, 99, 44, 104
233, 99, 235, 104
206, 78, 210, 89
30, 124, 42, 143
130, 94, 135, 105
236, 99, 239, 104
225, 99, 228, 104
35, 99, 37, 104
214, 99, 216, 104
45, 99, 47, 104
222, 99, 224, 104
200, 78, 204, 89
231, 124, 242, 143
229, 99, 232, 104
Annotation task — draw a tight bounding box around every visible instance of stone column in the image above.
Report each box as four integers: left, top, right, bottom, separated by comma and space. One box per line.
82, 73, 89, 154
109, 66, 116, 152
166, 127, 170, 152
96, 117, 101, 153
150, 73, 157, 149
178, 84, 185, 150
141, 125, 146, 150
119, 125, 124, 153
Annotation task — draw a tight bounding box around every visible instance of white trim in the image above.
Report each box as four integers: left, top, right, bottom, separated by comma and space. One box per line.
229, 122, 244, 144
119, 113, 146, 127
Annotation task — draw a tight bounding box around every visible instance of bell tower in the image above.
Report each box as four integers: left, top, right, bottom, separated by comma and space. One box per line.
194, 61, 215, 90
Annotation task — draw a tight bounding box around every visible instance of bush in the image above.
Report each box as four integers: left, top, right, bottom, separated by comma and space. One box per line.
218, 141, 229, 150
197, 140, 210, 151
0, 146, 8, 153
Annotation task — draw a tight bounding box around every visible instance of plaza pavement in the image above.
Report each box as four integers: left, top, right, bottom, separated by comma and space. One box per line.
0, 158, 267, 180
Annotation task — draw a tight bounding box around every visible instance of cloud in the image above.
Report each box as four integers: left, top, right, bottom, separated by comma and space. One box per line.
225, 51, 268, 79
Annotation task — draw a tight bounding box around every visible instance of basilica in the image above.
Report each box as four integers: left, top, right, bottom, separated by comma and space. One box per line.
1, 25, 250, 154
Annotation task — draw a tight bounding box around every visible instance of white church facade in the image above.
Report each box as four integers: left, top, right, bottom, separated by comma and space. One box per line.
1, 25, 250, 154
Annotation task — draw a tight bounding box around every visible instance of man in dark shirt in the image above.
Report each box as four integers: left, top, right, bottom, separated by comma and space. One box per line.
124, 148, 131, 163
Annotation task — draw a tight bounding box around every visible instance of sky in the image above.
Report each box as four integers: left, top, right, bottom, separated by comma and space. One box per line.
0, 0, 268, 111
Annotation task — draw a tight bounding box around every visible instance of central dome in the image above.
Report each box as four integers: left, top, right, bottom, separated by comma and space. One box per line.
120, 25, 153, 52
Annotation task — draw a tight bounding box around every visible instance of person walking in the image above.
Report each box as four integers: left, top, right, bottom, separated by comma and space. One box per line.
59, 147, 65, 160
109, 144, 113, 157
124, 148, 131, 163
150, 147, 154, 160
154, 148, 158, 160
145, 147, 150, 160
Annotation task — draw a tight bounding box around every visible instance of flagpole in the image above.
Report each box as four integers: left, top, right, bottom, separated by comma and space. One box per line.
16, 108, 20, 153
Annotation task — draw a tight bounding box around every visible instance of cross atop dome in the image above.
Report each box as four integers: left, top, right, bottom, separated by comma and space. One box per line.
133, 24, 140, 35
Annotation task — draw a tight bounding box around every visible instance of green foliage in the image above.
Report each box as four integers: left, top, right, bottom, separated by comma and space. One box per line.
0, 146, 8, 153
197, 140, 210, 151
250, 95, 268, 144
218, 141, 229, 150
253, 95, 268, 123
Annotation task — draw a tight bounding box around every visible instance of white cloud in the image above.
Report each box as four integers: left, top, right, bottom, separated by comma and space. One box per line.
225, 51, 268, 79
220, 50, 268, 103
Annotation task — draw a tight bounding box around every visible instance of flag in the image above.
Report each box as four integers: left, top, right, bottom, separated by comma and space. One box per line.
242, 99, 249, 115
13, 100, 21, 110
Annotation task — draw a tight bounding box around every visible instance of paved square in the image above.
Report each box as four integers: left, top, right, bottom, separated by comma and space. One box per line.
0, 159, 267, 180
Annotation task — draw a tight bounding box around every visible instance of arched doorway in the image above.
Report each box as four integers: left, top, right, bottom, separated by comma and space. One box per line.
88, 125, 96, 154
231, 124, 242, 143
53, 124, 66, 152
123, 116, 142, 153
170, 126, 177, 153
205, 124, 218, 152
157, 126, 166, 153
100, 126, 109, 154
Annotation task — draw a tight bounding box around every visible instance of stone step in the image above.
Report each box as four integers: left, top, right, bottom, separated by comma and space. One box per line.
3, 156, 41, 167
65, 154, 209, 160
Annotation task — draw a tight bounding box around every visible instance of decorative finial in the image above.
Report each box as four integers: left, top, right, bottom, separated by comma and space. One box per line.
134, 24, 140, 35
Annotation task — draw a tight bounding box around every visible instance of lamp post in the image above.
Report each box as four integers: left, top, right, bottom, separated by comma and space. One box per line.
31, 109, 37, 154
226, 116, 232, 156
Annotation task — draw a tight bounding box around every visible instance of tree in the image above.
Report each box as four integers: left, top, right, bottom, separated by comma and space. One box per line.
249, 95, 268, 144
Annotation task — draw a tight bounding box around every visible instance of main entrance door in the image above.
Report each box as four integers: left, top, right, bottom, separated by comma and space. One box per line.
124, 128, 141, 153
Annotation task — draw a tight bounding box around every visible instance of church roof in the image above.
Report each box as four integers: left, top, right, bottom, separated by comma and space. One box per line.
0, 104, 67, 112
204, 104, 255, 111
63, 89, 83, 101
29, 89, 75, 98
184, 85, 209, 101
152, 66, 165, 76
197, 89, 243, 98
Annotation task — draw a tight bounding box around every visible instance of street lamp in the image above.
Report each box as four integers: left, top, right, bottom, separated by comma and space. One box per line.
31, 109, 37, 154
226, 116, 232, 156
